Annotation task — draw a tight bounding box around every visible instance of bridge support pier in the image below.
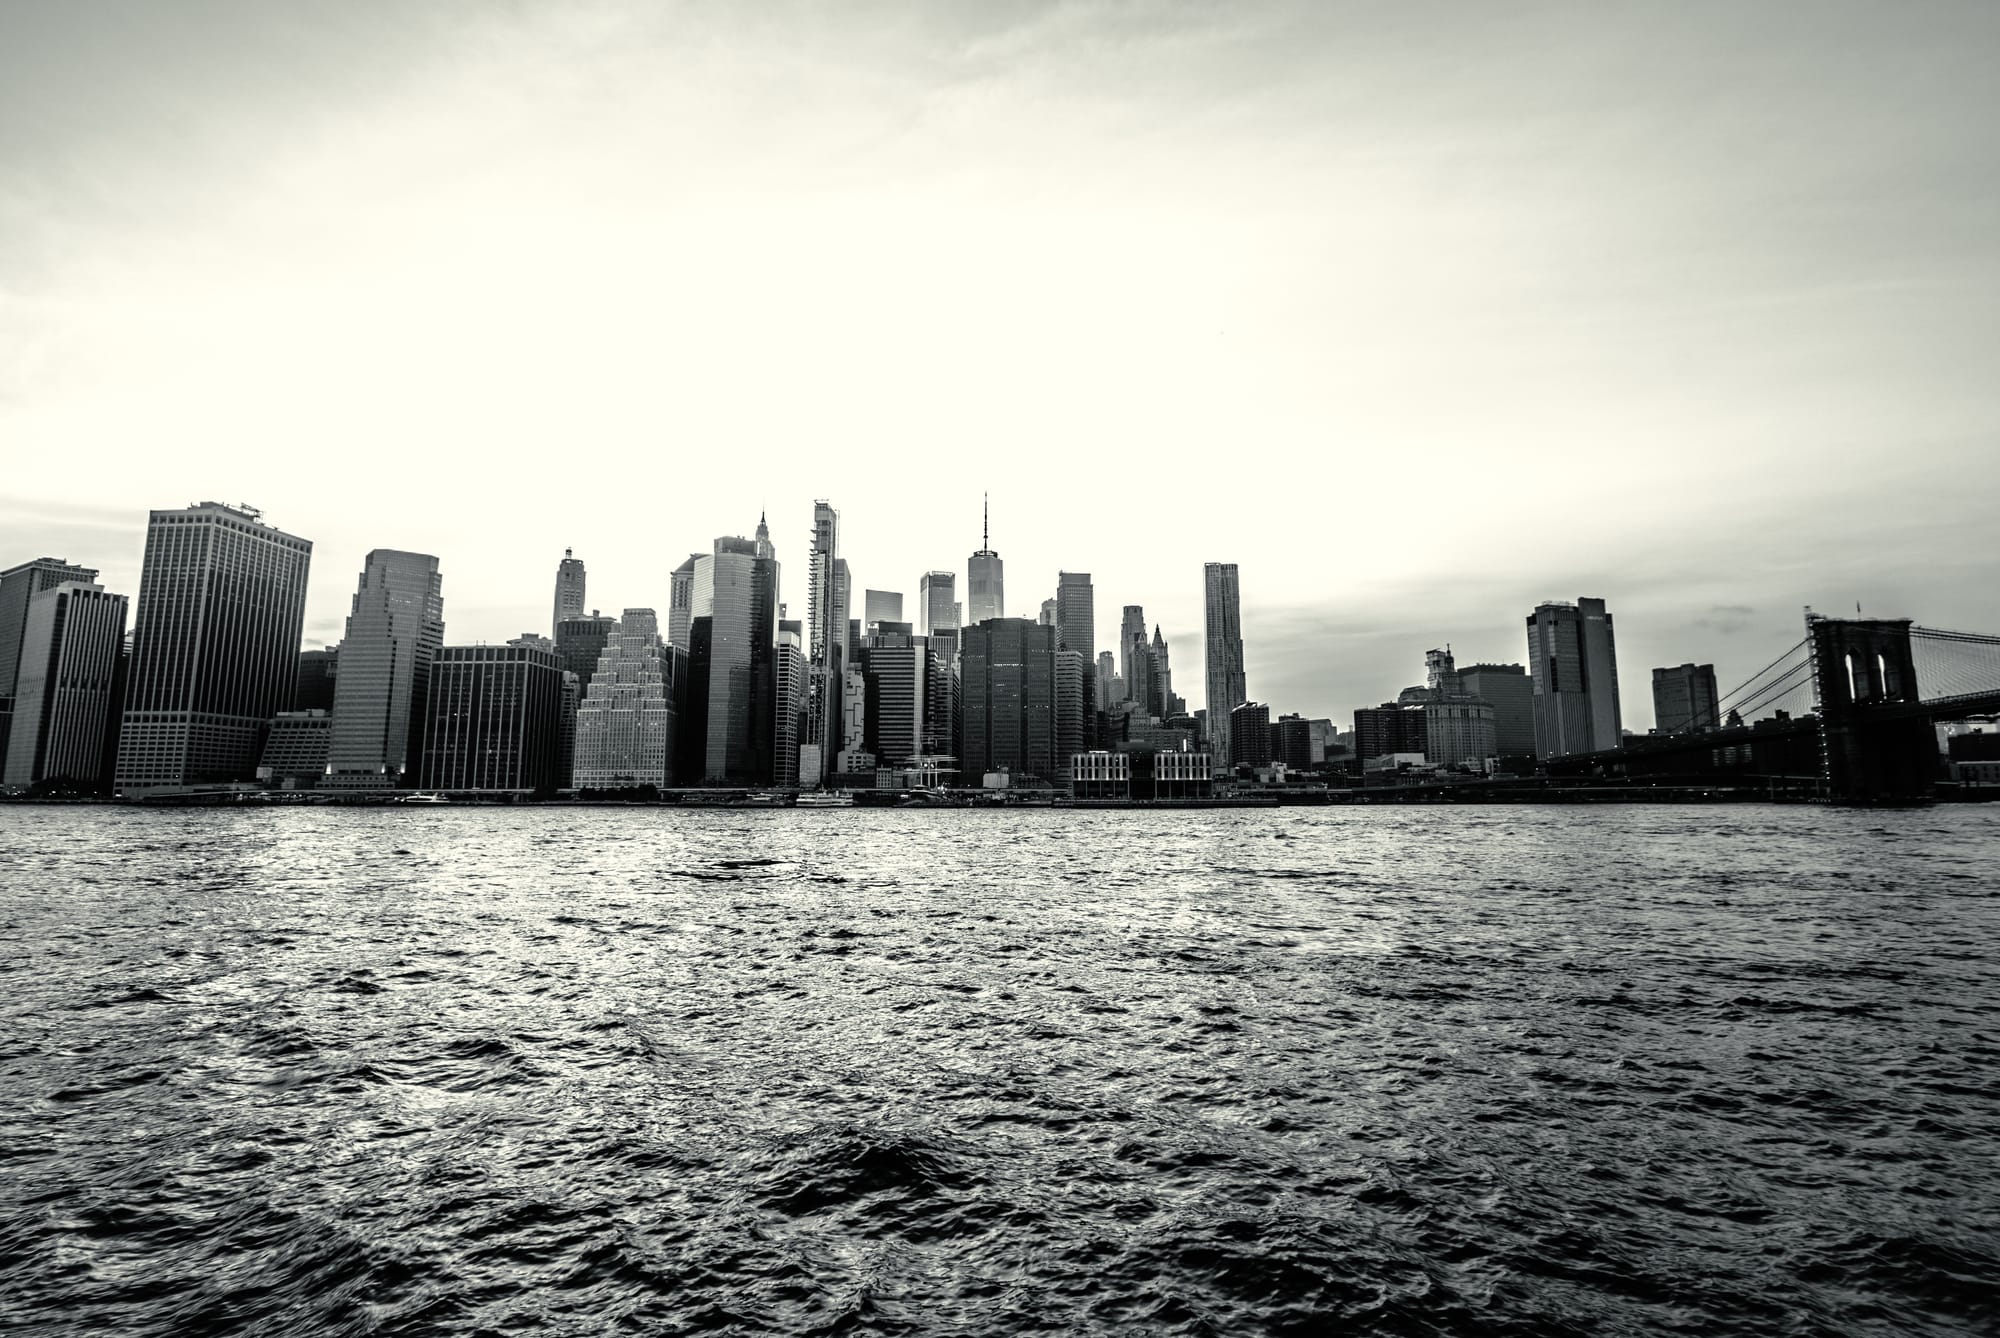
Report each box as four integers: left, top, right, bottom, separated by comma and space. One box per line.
1808, 616, 1937, 804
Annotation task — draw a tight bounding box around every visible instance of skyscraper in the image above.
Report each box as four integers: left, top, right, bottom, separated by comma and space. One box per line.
668, 555, 702, 652
555, 612, 617, 700
1150, 625, 1174, 718
1652, 662, 1721, 735
865, 589, 904, 629
1055, 573, 1095, 664
2, 582, 127, 790
1229, 700, 1273, 768
687, 532, 779, 784
1120, 605, 1146, 704
805, 502, 841, 782
294, 647, 338, 712
1096, 651, 1117, 714
1459, 663, 1536, 759
966, 494, 1004, 624
919, 571, 958, 639
1039, 598, 1057, 626
1203, 562, 1247, 774
324, 549, 444, 790
0, 556, 99, 766
774, 618, 806, 787
1526, 597, 1622, 758
116, 503, 312, 793
551, 548, 586, 637
418, 645, 565, 793
572, 608, 675, 789
860, 622, 927, 768
961, 618, 1059, 786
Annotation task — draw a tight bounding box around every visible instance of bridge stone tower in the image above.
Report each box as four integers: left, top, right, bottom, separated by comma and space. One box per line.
1808, 615, 1935, 804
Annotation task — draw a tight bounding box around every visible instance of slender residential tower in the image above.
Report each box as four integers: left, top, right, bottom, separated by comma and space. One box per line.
804, 502, 841, 784
552, 548, 586, 637
324, 549, 444, 789
1203, 562, 1247, 773
116, 503, 312, 792
967, 494, 1004, 624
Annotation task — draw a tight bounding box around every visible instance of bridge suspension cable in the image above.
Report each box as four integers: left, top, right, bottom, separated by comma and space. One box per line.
1702, 636, 1811, 728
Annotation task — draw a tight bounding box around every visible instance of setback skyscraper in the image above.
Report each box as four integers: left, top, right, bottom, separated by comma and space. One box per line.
1203, 562, 1247, 774
1526, 597, 1622, 757
967, 495, 1004, 624
116, 503, 312, 793
2, 582, 127, 790
572, 609, 675, 789
551, 548, 586, 637
324, 549, 444, 790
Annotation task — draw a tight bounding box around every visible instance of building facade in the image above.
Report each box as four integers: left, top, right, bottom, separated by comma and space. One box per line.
805, 502, 841, 782
3, 582, 127, 789
961, 618, 1058, 786
1527, 597, 1622, 758
116, 503, 312, 793
551, 548, 586, 637
860, 624, 928, 768
865, 589, 903, 629
1458, 663, 1535, 758
0, 556, 99, 767
686, 534, 780, 785
919, 571, 958, 640
258, 711, 332, 790
324, 549, 444, 790
1203, 562, 1247, 773
1229, 700, 1273, 768
418, 645, 565, 792
774, 619, 805, 787
572, 608, 675, 789
1652, 662, 1721, 735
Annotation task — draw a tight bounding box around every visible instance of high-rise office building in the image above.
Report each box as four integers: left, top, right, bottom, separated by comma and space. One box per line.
1355, 703, 1428, 760
967, 495, 1005, 624
686, 533, 779, 784
1204, 562, 1247, 772
572, 608, 675, 789
774, 619, 806, 788
860, 622, 927, 768
1039, 598, 1057, 626
258, 711, 331, 790
1526, 597, 1622, 758
668, 555, 702, 651
294, 647, 338, 712
1095, 652, 1117, 715
924, 642, 957, 759
324, 550, 444, 790
960, 618, 1059, 786
805, 502, 841, 781
418, 645, 565, 792
1150, 625, 1174, 718
919, 572, 958, 639
116, 503, 312, 792
865, 589, 903, 629
1272, 714, 1314, 771
1055, 573, 1094, 665
0, 557, 99, 766
3, 582, 127, 789
1459, 663, 1535, 758
1425, 698, 1497, 768
554, 612, 617, 702
1652, 662, 1721, 735
1055, 649, 1088, 781
551, 548, 586, 637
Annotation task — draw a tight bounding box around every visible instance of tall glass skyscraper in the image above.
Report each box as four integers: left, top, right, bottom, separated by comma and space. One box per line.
919, 571, 957, 639
804, 502, 841, 782
967, 495, 1004, 624
418, 645, 565, 792
551, 548, 586, 637
1055, 573, 1094, 664
1527, 598, 1622, 756
961, 618, 1058, 786
1203, 562, 1247, 775
116, 503, 312, 792
687, 533, 779, 784
572, 608, 674, 789
324, 549, 444, 789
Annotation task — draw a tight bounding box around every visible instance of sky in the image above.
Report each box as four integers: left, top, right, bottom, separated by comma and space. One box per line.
4, 0, 1997, 728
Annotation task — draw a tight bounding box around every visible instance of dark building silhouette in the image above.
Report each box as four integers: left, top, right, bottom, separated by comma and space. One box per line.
418, 645, 565, 792
685, 533, 778, 785
1458, 663, 1534, 758
294, 647, 338, 712
1355, 702, 1428, 759
1272, 713, 1313, 770
961, 618, 1060, 785
1229, 700, 1272, 768
1652, 662, 1721, 734
555, 612, 617, 701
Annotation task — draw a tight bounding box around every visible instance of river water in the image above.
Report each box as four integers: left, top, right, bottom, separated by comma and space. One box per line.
2, 805, 1997, 1336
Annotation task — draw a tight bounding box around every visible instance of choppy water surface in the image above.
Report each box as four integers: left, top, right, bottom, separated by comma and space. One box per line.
2, 806, 1998, 1336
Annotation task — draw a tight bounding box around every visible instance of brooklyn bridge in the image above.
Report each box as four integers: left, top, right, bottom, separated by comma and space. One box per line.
1544, 613, 2000, 805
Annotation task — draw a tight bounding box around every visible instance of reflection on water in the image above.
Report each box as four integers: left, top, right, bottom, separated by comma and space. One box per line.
2, 805, 1997, 1335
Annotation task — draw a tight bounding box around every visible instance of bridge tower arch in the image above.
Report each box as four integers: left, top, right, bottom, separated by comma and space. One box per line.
1807, 615, 1933, 803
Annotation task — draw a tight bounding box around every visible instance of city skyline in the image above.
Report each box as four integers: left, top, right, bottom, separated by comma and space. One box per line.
4, 3, 1998, 729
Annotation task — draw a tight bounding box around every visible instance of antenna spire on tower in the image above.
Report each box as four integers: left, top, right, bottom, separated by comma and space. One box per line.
983, 492, 990, 550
